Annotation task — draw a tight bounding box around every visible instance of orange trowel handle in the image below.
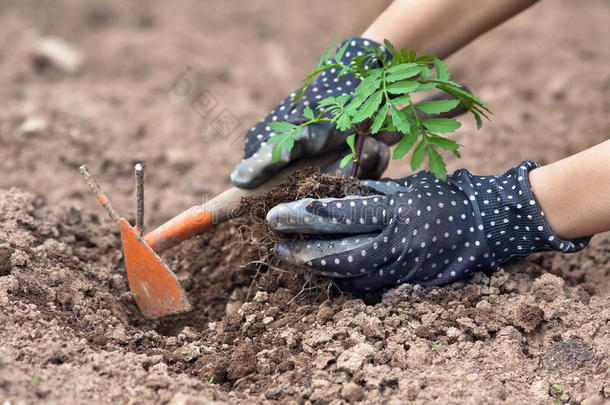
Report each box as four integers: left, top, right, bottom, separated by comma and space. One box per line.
144, 205, 212, 253
142, 185, 252, 254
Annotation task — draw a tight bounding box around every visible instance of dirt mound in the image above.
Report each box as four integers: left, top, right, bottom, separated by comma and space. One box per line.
1, 0, 609, 403
1, 187, 608, 403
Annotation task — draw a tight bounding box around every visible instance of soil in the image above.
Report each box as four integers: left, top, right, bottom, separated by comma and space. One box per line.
240, 168, 377, 254
0, 0, 609, 404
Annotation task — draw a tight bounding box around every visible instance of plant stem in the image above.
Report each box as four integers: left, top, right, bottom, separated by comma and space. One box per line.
407, 95, 428, 144
350, 118, 371, 177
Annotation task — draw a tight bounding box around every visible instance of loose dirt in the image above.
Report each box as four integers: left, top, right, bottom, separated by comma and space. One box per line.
1, 1, 609, 404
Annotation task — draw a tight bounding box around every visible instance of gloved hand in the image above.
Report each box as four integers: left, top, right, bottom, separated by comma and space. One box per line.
231, 37, 391, 189
266, 161, 591, 292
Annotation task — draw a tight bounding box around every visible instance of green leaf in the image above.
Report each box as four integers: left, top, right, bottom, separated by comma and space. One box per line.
386, 80, 420, 94
353, 90, 383, 123
440, 87, 491, 125
353, 73, 382, 98
268, 121, 298, 133
336, 94, 350, 107
285, 137, 295, 153
392, 132, 418, 159
427, 145, 447, 181
370, 102, 389, 134
416, 99, 460, 114
387, 65, 422, 82
334, 40, 350, 63
345, 95, 366, 114
350, 54, 365, 68
317, 35, 336, 69
390, 95, 410, 105
437, 84, 490, 114
291, 126, 304, 140
431, 79, 463, 88
271, 142, 283, 163
415, 54, 436, 62
324, 106, 340, 117
415, 82, 437, 91
410, 140, 426, 170
398, 49, 411, 63
340, 153, 354, 169
390, 106, 411, 134
317, 96, 337, 107
433, 58, 450, 81
474, 112, 483, 129
346, 134, 356, 153
303, 106, 314, 120
427, 135, 460, 152
383, 39, 397, 56
422, 118, 461, 133
552, 384, 564, 393
337, 65, 354, 78
382, 119, 397, 132
267, 133, 284, 145
268, 126, 303, 163
419, 67, 432, 79
336, 112, 352, 131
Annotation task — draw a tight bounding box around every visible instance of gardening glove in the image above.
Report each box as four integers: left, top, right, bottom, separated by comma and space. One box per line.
231, 37, 392, 189
266, 161, 591, 292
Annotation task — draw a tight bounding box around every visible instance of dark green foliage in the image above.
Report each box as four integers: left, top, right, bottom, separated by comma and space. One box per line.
268, 37, 491, 180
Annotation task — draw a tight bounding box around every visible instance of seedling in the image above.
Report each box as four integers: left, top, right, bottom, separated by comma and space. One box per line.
32, 374, 40, 386
268, 37, 490, 180
551, 384, 564, 393
207, 376, 215, 385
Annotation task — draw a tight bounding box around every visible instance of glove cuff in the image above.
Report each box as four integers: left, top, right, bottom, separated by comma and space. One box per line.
454, 161, 591, 267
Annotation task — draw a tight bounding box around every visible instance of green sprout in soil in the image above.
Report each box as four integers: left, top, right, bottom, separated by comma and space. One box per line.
32, 374, 40, 386
130, 292, 140, 298
207, 376, 215, 385
399, 315, 407, 323
551, 384, 564, 393
268, 37, 491, 181
434, 341, 443, 351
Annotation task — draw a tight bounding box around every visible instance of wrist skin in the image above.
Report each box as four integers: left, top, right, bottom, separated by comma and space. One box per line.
528, 140, 610, 240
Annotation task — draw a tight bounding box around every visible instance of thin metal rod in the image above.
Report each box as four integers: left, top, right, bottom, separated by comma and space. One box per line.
79, 164, 121, 223
135, 163, 145, 234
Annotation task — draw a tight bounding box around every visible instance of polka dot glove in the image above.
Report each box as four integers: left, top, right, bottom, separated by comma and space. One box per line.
267, 161, 591, 292
231, 37, 392, 189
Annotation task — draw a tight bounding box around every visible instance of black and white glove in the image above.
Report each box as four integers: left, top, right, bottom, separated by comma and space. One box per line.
231, 37, 392, 189
266, 161, 591, 292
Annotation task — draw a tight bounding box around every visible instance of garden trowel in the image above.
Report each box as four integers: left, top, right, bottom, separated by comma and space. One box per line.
79, 90, 468, 319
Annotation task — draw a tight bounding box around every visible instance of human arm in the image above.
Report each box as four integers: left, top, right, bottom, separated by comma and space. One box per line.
529, 140, 610, 239
362, 0, 539, 59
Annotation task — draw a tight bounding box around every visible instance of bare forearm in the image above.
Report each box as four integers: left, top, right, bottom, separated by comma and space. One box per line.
529, 140, 610, 239
362, 0, 538, 58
